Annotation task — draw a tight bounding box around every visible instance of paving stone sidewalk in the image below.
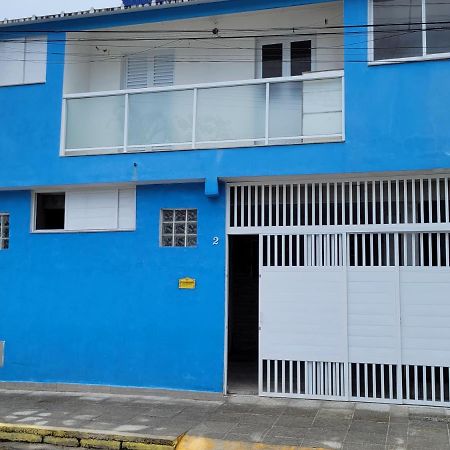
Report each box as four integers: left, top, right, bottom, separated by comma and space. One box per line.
1, 388, 450, 449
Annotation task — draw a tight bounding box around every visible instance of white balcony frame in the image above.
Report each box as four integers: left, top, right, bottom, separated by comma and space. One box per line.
61, 70, 345, 156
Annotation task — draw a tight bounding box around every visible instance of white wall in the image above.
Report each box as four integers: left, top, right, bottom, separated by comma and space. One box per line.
64, 2, 343, 94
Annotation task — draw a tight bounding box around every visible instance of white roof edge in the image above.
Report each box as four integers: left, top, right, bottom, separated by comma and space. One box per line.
0, 0, 224, 29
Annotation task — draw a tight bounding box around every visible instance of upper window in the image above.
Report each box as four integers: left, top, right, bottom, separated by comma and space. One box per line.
0, 36, 47, 87
33, 188, 136, 232
0, 214, 10, 250
258, 38, 313, 78
371, 0, 450, 61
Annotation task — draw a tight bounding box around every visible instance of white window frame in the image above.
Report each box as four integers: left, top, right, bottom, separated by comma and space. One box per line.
0, 36, 47, 88
256, 36, 317, 79
368, 0, 450, 65
31, 187, 136, 234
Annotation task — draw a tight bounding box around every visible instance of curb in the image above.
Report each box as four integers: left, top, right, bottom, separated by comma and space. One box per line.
0, 423, 181, 449
176, 436, 327, 450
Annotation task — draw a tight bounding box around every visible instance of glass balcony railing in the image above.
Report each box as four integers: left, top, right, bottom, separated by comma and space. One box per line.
62, 70, 344, 155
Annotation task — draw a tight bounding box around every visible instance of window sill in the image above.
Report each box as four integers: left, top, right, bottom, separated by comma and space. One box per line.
0, 81, 46, 88
369, 52, 450, 66
61, 136, 345, 157
31, 228, 135, 234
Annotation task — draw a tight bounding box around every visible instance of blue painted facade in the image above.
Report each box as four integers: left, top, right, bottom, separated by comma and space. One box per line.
0, 185, 226, 391
0, 0, 449, 392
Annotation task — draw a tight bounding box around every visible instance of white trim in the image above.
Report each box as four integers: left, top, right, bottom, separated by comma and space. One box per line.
422, 0, 427, 57
368, 52, 450, 66
63, 71, 343, 100
192, 88, 198, 149
123, 94, 129, 153
59, 99, 67, 157
228, 223, 450, 236
255, 35, 318, 78
226, 171, 450, 185
61, 72, 344, 156
223, 208, 230, 395
31, 187, 137, 234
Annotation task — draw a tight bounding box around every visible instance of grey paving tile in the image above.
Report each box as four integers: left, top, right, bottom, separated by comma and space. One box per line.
407, 442, 450, 450
215, 403, 254, 415
238, 413, 278, 426
345, 430, 388, 445
189, 420, 236, 436
230, 422, 272, 436
322, 401, 356, 410
350, 420, 389, 434
275, 413, 315, 427
135, 405, 184, 418
303, 426, 348, 445
312, 417, 352, 429
353, 404, 390, 422
343, 444, 385, 450
386, 423, 408, 447
303, 439, 344, 449
408, 406, 446, 420
283, 407, 319, 418
261, 435, 301, 446
265, 425, 308, 439
317, 407, 354, 420
408, 420, 449, 433
225, 431, 266, 443
206, 411, 247, 423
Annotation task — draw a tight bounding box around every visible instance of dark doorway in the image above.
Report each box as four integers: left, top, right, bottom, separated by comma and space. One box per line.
227, 235, 259, 394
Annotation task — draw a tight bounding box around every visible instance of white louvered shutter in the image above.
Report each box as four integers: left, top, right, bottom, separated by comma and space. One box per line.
126, 55, 150, 89
126, 52, 174, 89
153, 53, 175, 87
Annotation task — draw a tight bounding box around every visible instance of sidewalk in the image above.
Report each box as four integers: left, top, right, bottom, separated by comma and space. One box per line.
0, 387, 449, 449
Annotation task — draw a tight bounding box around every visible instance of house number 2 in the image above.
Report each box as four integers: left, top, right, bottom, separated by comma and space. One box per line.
213, 237, 220, 246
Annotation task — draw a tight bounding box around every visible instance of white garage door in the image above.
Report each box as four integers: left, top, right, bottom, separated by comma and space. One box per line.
228, 175, 450, 406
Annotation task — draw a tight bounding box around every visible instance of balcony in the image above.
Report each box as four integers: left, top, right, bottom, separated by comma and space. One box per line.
61, 71, 344, 155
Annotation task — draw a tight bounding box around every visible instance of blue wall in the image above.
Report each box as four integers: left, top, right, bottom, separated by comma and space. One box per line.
0, 184, 226, 391
1, 0, 450, 391
0, 0, 449, 191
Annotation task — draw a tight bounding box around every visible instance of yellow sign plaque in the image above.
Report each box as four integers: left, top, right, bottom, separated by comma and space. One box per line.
178, 277, 196, 290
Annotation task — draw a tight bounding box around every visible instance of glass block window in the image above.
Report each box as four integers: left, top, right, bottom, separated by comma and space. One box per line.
0, 214, 9, 250
161, 209, 198, 247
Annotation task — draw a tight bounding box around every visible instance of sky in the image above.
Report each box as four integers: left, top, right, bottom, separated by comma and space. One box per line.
1, 0, 122, 20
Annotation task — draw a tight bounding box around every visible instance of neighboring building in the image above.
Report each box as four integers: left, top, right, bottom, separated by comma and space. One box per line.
0, 0, 450, 406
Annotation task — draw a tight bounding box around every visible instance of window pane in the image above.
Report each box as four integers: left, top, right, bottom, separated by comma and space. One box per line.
269, 81, 303, 139
66, 96, 125, 150
426, 0, 450, 54
262, 44, 283, 78
128, 90, 193, 147
35, 193, 65, 230
373, 0, 423, 60
291, 41, 312, 75
0, 40, 25, 87
196, 84, 266, 144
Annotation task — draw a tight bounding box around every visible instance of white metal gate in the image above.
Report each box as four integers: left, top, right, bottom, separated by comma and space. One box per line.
227, 174, 450, 406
